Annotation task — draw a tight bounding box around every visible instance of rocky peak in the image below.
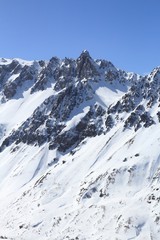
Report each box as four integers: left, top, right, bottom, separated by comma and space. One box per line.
78, 49, 91, 59
76, 50, 100, 80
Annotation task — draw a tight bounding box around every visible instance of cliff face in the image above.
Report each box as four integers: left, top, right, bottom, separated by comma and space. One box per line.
0, 52, 160, 239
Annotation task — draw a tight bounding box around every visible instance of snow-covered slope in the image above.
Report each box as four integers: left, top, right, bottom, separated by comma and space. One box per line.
0, 51, 160, 240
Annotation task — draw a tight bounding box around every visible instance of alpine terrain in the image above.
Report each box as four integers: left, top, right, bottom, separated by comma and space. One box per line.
0, 50, 160, 240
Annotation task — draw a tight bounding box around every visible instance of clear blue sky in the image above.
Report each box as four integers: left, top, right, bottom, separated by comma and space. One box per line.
0, 0, 160, 75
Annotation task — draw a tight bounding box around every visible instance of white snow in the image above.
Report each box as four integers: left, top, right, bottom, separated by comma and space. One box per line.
62, 106, 90, 133
0, 86, 55, 137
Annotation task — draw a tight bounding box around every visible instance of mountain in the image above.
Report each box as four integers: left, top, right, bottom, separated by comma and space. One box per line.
0, 51, 160, 239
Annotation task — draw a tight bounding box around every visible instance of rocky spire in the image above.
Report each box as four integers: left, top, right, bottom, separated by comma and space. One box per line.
76, 50, 99, 79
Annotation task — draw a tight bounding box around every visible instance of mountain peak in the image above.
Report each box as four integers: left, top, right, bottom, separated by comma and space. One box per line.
82, 49, 90, 54
78, 49, 91, 59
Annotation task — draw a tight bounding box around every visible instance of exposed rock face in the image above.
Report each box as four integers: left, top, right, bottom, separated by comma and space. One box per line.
1, 60, 39, 100
76, 50, 100, 80
0, 53, 160, 154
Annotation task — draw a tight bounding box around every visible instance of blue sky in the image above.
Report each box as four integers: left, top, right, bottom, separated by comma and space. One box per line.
0, 0, 160, 75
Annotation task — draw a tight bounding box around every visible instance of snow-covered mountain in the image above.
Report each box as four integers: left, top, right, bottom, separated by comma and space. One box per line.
0, 51, 160, 239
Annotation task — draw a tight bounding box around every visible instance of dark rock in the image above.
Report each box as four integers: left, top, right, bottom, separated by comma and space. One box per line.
157, 112, 160, 122
76, 50, 99, 80
140, 112, 154, 127
105, 115, 114, 130
3, 82, 17, 99
124, 112, 139, 129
